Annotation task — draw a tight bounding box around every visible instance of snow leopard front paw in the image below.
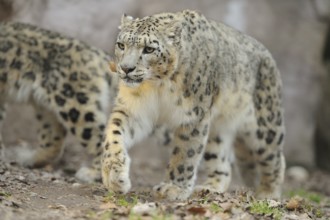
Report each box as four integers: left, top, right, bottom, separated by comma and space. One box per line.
75, 166, 101, 183
193, 184, 219, 194
193, 178, 230, 194
153, 182, 192, 201
102, 158, 131, 194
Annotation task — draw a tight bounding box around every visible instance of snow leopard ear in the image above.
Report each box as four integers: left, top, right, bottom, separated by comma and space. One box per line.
119, 14, 134, 30
164, 21, 182, 45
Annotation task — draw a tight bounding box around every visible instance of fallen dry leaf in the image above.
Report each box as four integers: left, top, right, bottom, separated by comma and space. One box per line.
99, 202, 118, 210
187, 206, 207, 215
286, 197, 301, 210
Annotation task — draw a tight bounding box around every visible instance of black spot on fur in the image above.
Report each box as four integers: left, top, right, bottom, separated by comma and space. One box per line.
61, 83, 75, 97
257, 117, 266, 126
265, 153, 274, 161
179, 134, 190, 141
99, 124, 105, 131
187, 166, 194, 172
59, 112, 68, 121
81, 128, 92, 140
256, 130, 264, 139
266, 129, 276, 145
173, 146, 180, 155
170, 171, 175, 180
163, 130, 172, 146
191, 129, 199, 137
84, 112, 95, 122
10, 59, 22, 70
267, 112, 275, 123
259, 161, 268, 166
199, 94, 204, 102
113, 110, 129, 118
0, 40, 13, 52
113, 130, 121, 135
69, 72, 78, 81
183, 89, 191, 98
130, 128, 134, 138
187, 174, 193, 180
276, 111, 282, 126
214, 171, 229, 176
204, 152, 217, 161
16, 48, 22, 56
187, 149, 195, 158
68, 108, 80, 123
104, 142, 110, 150
197, 144, 203, 154
55, 95, 66, 107
36, 114, 42, 120
23, 71, 36, 81
53, 136, 61, 141
97, 140, 102, 148
277, 133, 284, 145
0, 58, 6, 68
202, 125, 208, 136
76, 92, 89, 104
0, 73, 7, 83
257, 148, 265, 155
177, 165, 185, 174
214, 136, 222, 144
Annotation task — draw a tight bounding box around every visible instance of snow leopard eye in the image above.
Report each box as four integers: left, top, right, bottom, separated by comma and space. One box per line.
117, 42, 125, 50
142, 46, 155, 54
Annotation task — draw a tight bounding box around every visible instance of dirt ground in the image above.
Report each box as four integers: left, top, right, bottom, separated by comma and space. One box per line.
1, 105, 330, 220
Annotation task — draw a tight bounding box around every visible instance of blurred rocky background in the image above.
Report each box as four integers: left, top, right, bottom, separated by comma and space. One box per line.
1, 0, 329, 169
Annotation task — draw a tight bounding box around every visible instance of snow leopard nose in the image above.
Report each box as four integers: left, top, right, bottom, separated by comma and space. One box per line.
121, 66, 136, 74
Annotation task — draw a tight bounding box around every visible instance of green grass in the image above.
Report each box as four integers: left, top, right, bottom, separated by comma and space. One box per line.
287, 189, 324, 204
314, 208, 324, 218
117, 194, 138, 207
0, 191, 11, 198
209, 203, 222, 213
285, 188, 327, 218
103, 191, 139, 207
249, 200, 282, 220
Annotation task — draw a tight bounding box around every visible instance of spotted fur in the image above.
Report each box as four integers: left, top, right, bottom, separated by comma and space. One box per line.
0, 22, 117, 182
102, 10, 285, 200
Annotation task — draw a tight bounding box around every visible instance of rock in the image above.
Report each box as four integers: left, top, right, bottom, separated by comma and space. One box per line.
17, 175, 25, 181
131, 202, 157, 215
287, 166, 309, 182
268, 199, 281, 208
72, 183, 81, 187
29, 192, 38, 197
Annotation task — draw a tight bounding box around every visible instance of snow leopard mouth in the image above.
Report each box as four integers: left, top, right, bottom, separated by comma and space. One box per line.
121, 76, 144, 86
